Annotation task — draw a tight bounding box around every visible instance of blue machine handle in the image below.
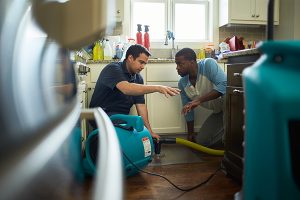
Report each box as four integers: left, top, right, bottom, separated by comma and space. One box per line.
110, 114, 144, 132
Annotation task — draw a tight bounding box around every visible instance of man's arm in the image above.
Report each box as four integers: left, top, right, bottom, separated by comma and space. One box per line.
178, 80, 196, 142
116, 81, 180, 97
182, 59, 226, 114
135, 103, 160, 140
182, 90, 222, 115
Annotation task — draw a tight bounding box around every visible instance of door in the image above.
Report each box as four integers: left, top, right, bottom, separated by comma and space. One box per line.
230, 0, 254, 21
255, 0, 268, 21
146, 82, 185, 134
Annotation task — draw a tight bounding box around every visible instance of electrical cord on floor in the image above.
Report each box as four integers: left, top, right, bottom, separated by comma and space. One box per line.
122, 152, 221, 192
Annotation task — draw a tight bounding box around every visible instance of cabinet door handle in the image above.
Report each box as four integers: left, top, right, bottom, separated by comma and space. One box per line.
251, 14, 255, 17
233, 89, 244, 94
256, 14, 260, 18
233, 73, 242, 77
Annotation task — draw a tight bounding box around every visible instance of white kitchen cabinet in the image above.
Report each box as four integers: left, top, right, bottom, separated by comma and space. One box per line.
145, 63, 186, 134
219, 0, 280, 26
88, 63, 106, 83
146, 63, 179, 82
145, 63, 216, 134
86, 63, 106, 106
146, 82, 186, 134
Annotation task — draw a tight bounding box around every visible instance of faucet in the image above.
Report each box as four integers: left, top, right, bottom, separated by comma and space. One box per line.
164, 31, 176, 59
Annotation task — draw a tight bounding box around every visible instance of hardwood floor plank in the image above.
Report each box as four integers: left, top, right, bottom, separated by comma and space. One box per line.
125, 157, 241, 200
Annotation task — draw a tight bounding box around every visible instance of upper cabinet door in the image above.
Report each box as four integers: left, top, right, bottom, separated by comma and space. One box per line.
219, 0, 279, 27
230, 0, 254, 21
255, 0, 268, 21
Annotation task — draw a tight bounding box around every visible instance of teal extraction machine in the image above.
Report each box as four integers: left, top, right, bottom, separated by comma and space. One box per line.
241, 0, 300, 199
82, 114, 224, 177
83, 114, 154, 177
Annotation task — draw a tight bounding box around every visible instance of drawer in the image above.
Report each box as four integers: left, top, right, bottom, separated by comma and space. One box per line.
227, 63, 253, 87
146, 63, 180, 82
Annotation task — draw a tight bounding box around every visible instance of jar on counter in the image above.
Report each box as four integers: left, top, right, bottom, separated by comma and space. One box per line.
204, 44, 215, 58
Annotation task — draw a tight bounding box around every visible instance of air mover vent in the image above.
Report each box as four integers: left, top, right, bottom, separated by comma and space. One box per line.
289, 120, 300, 189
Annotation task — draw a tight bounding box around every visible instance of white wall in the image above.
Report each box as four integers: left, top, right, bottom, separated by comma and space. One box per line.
274, 0, 300, 40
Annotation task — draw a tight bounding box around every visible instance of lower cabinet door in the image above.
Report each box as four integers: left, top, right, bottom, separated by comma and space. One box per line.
146, 82, 186, 134
223, 86, 245, 182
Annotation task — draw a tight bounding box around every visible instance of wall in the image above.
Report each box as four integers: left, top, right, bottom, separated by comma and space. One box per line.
274, 0, 300, 40
219, 26, 266, 45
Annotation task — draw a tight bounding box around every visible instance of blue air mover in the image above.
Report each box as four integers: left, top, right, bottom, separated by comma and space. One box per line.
84, 114, 154, 177
241, 1, 300, 199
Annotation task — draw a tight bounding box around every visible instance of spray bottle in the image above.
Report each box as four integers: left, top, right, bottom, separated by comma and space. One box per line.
144, 25, 150, 50
136, 24, 143, 45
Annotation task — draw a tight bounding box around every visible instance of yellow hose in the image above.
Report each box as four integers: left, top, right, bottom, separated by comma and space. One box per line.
175, 138, 224, 156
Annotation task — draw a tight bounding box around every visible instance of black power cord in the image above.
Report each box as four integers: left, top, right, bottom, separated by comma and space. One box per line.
123, 152, 221, 192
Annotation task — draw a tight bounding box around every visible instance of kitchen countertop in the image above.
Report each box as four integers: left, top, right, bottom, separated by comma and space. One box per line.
221, 48, 260, 58
87, 58, 227, 64
219, 48, 261, 64
87, 58, 176, 64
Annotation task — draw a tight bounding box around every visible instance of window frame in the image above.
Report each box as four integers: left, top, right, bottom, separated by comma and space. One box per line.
127, 0, 217, 49
173, 0, 210, 42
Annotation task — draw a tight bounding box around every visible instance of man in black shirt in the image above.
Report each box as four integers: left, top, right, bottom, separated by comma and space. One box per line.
89, 44, 180, 139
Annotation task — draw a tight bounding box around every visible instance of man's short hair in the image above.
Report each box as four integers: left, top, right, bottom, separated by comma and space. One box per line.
175, 48, 197, 61
125, 44, 151, 60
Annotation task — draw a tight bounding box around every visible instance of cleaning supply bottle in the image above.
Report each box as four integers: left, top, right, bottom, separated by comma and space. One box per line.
103, 39, 113, 60
143, 25, 150, 50
93, 41, 100, 61
120, 38, 135, 61
115, 44, 123, 59
98, 41, 104, 61
198, 48, 205, 59
136, 24, 143, 45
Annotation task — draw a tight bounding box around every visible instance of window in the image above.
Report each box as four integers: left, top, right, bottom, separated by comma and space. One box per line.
131, 0, 166, 41
130, 0, 212, 47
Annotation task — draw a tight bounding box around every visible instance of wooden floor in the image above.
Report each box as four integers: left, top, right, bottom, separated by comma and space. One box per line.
64, 145, 241, 200
125, 156, 241, 200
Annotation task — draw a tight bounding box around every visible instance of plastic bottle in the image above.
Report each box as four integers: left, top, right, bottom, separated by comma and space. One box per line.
204, 43, 215, 58
120, 38, 135, 61
115, 44, 123, 59
98, 41, 104, 61
136, 24, 143, 45
143, 25, 150, 50
198, 48, 205, 59
103, 39, 113, 60
93, 41, 99, 61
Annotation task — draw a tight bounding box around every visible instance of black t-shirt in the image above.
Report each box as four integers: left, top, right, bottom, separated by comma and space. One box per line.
89, 61, 145, 116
